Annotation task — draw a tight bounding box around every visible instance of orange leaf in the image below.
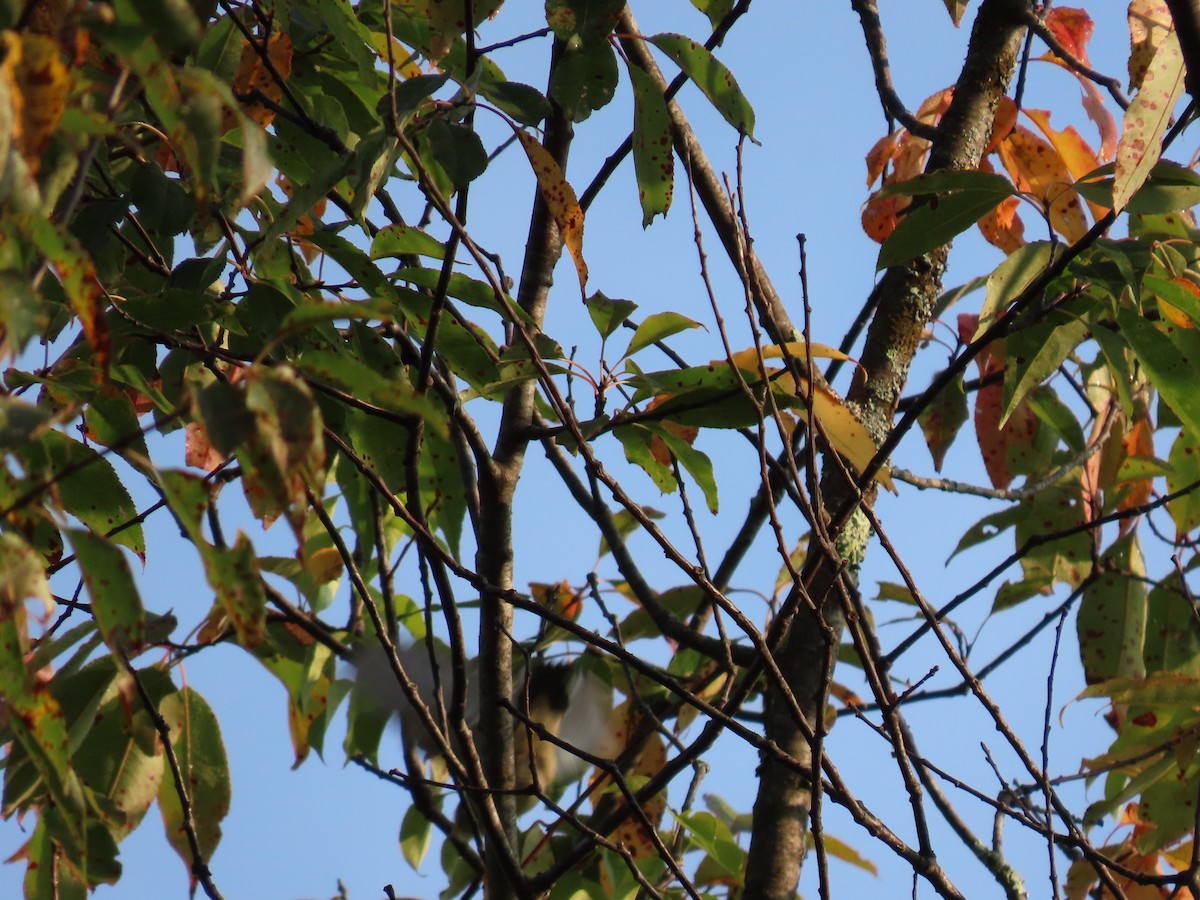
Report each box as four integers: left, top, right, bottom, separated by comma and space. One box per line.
1080, 78, 1119, 162
232, 33, 293, 128
865, 131, 902, 186
861, 193, 906, 243
1023, 108, 1105, 219
1044, 7, 1095, 65
515, 129, 587, 296
1117, 409, 1155, 532
975, 159, 1025, 253
977, 193, 1026, 254
185, 421, 226, 472
998, 125, 1088, 242
958, 316, 1038, 490
984, 97, 1017, 154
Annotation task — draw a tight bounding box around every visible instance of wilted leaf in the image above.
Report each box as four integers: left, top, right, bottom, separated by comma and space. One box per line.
942, 0, 968, 26
515, 129, 587, 296
231, 33, 293, 128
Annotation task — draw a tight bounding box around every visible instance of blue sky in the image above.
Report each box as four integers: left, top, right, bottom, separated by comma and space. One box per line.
1, 4, 1185, 899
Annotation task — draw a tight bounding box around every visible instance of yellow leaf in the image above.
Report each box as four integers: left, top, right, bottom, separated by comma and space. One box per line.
515, 129, 587, 296
1023, 108, 1105, 220
2, 32, 71, 176
729, 344, 895, 492
806, 831, 878, 876
997, 125, 1089, 242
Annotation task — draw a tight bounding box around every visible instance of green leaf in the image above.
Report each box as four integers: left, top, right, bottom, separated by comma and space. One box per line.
1144, 575, 1200, 677
157, 688, 231, 876
23, 816, 88, 900
1002, 313, 1088, 427
622, 311, 702, 359
479, 80, 551, 127
648, 33, 755, 137
614, 424, 675, 495
370, 224, 447, 261
1117, 306, 1200, 439
1025, 387, 1085, 454
917, 373, 967, 471
1076, 160, 1200, 215
877, 189, 1009, 270
1167, 427, 1200, 536
0, 394, 50, 450
545, 0, 623, 43
586, 291, 638, 340
421, 120, 488, 191
690, 0, 734, 30
1144, 273, 1200, 327
1077, 535, 1148, 684
17, 431, 145, 558
651, 424, 718, 513
677, 810, 744, 879
598, 506, 665, 558
400, 804, 433, 869
626, 61, 674, 227
878, 170, 1015, 199
66, 529, 146, 654
549, 40, 619, 122
206, 533, 268, 649
977, 241, 1055, 338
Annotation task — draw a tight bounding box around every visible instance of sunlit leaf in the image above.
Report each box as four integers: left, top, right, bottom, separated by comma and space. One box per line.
514, 128, 587, 296
626, 60, 674, 227
997, 124, 1088, 242
158, 688, 231, 886
623, 311, 702, 358
1113, 29, 1185, 213
1128, 0, 1174, 92
942, 0, 968, 26
648, 33, 755, 137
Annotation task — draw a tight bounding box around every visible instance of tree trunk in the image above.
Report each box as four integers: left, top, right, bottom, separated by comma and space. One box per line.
742, 2, 1030, 896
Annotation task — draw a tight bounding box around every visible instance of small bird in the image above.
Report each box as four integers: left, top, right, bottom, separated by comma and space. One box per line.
350, 640, 618, 799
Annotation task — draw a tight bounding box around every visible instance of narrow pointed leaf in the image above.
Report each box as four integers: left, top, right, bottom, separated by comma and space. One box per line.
626, 61, 674, 227
1114, 29, 1185, 213
648, 33, 755, 137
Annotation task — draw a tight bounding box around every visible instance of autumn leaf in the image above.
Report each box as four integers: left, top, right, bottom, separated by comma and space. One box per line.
1044, 6, 1095, 65
728, 343, 895, 492
515, 128, 587, 296
958, 314, 1039, 490
0, 31, 71, 177
1129, 0, 1174, 92
231, 33, 293, 128
997, 124, 1089, 242
1023, 108, 1105, 218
